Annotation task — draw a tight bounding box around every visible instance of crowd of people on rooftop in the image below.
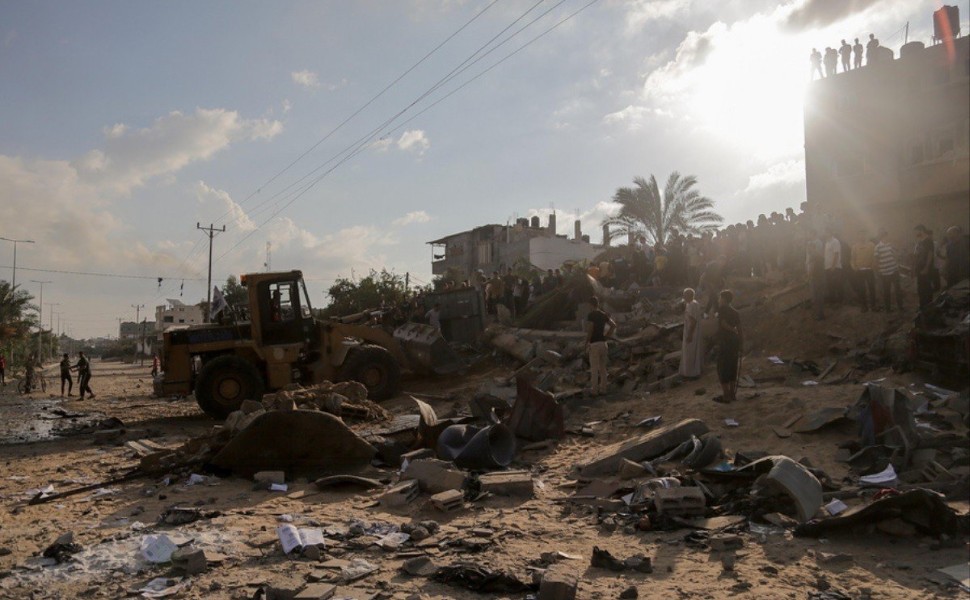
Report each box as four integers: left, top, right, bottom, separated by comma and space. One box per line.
810, 33, 882, 79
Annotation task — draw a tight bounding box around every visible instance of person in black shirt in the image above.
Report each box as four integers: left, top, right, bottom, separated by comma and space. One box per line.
585, 296, 616, 396
59, 353, 73, 396
913, 225, 936, 309
716, 290, 742, 404
76, 351, 95, 400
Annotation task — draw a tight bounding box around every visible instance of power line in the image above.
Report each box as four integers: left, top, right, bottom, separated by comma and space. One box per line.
0, 264, 206, 281
215, 0, 579, 261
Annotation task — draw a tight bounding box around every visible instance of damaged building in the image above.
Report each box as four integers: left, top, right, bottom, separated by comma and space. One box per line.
428, 213, 605, 281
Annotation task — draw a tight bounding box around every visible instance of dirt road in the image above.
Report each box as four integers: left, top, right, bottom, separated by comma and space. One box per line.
0, 360, 966, 599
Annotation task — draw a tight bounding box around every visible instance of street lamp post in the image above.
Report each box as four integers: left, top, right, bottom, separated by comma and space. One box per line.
47, 302, 60, 360
0, 237, 36, 289
31, 280, 51, 363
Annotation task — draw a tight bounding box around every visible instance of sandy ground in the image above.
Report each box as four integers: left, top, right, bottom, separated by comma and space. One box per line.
0, 321, 967, 599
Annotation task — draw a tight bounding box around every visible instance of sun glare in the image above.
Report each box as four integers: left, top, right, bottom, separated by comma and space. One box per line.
687, 21, 810, 159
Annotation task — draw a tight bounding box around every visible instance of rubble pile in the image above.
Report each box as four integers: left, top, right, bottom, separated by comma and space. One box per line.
258, 381, 391, 423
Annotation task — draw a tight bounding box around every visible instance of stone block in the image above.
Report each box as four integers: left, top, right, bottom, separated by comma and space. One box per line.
402, 458, 466, 494
478, 470, 534, 497
171, 547, 207, 575
539, 568, 577, 600
294, 583, 337, 599
575, 418, 709, 478
254, 471, 286, 486
380, 480, 419, 507
430, 489, 464, 512
654, 486, 705, 516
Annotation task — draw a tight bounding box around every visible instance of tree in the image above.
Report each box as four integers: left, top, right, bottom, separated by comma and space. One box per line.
223, 275, 248, 307
0, 281, 34, 344
320, 269, 410, 318
602, 172, 722, 246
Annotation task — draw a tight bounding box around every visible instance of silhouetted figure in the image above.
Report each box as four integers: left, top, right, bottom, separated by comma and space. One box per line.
866, 34, 879, 65
810, 48, 823, 79
853, 38, 863, 68
839, 39, 852, 71
823, 47, 838, 77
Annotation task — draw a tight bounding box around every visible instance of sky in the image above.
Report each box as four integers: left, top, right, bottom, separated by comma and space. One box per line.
0, 0, 963, 338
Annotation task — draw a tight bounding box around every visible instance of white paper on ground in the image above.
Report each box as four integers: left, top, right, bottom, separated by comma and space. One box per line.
824, 499, 848, 515
802, 380, 819, 386
277, 524, 302, 554
859, 464, 897, 485
724, 418, 740, 427
269, 483, 288, 492
185, 474, 207, 486
140, 534, 178, 563
137, 577, 185, 598
299, 528, 325, 548
768, 356, 785, 365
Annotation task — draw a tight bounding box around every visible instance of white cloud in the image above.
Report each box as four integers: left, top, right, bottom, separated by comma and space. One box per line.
326, 78, 349, 92
195, 181, 255, 232
291, 70, 320, 88
72, 108, 282, 195
393, 211, 432, 227
744, 159, 805, 192
625, 0, 691, 33
396, 130, 431, 155
281, 99, 292, 114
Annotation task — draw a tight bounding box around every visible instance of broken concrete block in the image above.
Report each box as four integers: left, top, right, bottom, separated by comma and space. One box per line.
757, 456, 823, 523
254, 471, 286, 486
538, 568, 577, 600
616, 459, 648, 480
654, 487, 705, 516
211, 410, 376, 477
575, 418, 709, 478
402, 458, 466, 494
380, 480, 419, 508
430, 489, 464, 512
294, 583, 337, 599
171, 547, 207, 575
400, 448, 435, 464
491, 332, 536, 363
478, 470, 534, 497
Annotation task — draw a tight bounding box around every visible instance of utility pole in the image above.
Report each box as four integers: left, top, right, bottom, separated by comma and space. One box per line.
47, 302, 59, 360
31, 280, 51, 363
131, 304, 144, 361
0, 236, 35, 289
197, 223, 226, 322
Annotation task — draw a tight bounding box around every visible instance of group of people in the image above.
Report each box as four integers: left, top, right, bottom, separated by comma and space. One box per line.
810, 33, 881, 80
580, 214, 967, 402
57, 351, 95, 399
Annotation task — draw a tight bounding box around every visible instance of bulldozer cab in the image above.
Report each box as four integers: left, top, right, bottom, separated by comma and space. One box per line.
245, 272, 316, 348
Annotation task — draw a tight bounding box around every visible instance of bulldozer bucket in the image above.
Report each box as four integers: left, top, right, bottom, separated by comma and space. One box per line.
393, 322, 464, 375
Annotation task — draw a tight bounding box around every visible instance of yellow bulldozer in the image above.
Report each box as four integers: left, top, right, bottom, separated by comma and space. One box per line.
154, 270, 461, 418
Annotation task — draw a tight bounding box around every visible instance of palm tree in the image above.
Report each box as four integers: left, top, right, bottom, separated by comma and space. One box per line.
602, 172, 722, 246
0, 281, 34, 343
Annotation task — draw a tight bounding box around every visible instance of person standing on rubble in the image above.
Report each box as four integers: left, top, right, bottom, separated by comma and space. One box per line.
874, 229, 903, 312
824, 229, 843, 304
913, 225, 937, 309
425, 303, 442, 330
679, 288, 704, 379
806, 228, 826, 320
851, 230, 877, 312
943, 226, 970, 289
715, 290, 742, 404
585, 296, 616, 397
75, 351, 95, 400
59, 353, 73, 396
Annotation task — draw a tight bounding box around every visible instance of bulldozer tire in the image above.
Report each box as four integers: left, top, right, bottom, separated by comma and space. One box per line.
340, 346, 400, 401
195, 355, 265, 419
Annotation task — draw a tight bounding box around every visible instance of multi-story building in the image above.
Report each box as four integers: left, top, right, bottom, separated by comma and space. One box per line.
804, 12, 969, 245
428, 213, 604, 281
154, 300, 204, 333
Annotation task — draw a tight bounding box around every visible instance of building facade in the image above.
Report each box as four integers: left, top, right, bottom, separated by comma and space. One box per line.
804, 27, 970, 246
154, 300, 204, 333
428, 214, 603, 281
